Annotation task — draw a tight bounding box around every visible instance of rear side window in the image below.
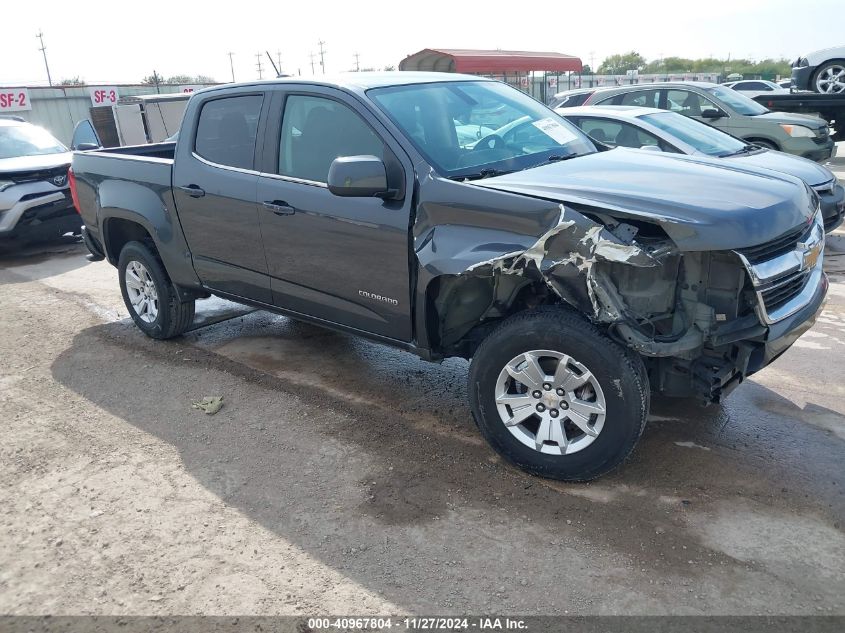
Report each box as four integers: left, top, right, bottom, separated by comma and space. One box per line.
195, 95, 263, 170
603, 90, 660, 108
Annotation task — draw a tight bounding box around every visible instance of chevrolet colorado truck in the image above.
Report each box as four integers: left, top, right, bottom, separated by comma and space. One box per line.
71, 73, 827, 481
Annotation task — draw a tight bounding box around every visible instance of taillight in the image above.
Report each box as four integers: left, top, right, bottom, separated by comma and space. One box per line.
68, 166, 81, 214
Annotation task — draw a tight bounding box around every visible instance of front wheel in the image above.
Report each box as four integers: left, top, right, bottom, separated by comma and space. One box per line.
469, 307, 649, 481
118, 241, 195, 339
813, 60, 845, 94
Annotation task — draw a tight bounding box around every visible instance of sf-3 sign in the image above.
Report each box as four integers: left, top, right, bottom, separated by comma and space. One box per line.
89, 87, 119, 107
0, 88, 31, 112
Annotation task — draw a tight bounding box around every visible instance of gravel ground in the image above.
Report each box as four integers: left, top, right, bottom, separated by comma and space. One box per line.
0, 225, 844, 615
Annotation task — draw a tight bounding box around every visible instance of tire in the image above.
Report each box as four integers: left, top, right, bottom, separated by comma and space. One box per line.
117, 241, 195, 339
468, 307, 649, 482
812, 60, 845, 94
748, 139, 778, 151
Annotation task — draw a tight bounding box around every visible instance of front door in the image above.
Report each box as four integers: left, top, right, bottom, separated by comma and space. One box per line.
255, 89, 413, 341
662, 89, 732, 134
172, 92, 272, 303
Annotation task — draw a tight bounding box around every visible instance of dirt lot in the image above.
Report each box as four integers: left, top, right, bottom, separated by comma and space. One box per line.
1, 220, 844, 615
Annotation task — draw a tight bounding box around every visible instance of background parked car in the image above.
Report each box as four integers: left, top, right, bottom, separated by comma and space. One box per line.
548, 87, 598, 109
0, 117, 79, 245
722, 79, 792, 98
792, 46, 845, 94
556, 105, 844, 232
555, 82, 834, 162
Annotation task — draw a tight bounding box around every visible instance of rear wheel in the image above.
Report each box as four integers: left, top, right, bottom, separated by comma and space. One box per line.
118, 241, 195, 339
468, 307, 649, 481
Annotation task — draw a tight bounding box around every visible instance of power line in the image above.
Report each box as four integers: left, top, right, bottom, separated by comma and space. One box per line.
36, 30, 52, 87
318, 40, 326, 74
228, 52, 236, 83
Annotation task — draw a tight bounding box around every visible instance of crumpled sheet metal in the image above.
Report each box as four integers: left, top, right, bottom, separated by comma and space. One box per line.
460, 205, 659, 321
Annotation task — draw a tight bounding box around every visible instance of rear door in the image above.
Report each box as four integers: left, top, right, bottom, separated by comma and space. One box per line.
172, 92, 272, 303
254, 86, 414, 341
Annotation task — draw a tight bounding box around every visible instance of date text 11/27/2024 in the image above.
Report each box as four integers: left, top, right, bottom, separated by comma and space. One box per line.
307, 617, 528, 630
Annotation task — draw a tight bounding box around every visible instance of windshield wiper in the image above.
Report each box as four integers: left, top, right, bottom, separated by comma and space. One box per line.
449, 167, 512, 181
722, 144, 759, 157
524, 153, 580, 170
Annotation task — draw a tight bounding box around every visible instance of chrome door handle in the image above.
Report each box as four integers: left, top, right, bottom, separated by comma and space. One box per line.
177, 185, 205, 198
263, 200, 295, 215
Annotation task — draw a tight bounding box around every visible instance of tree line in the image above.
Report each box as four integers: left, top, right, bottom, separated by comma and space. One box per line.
594, 51, 791, 77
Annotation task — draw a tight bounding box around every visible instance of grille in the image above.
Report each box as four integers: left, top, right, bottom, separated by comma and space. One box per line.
735, 223, 811, 265
760, 270, 810, 312
3, 164, 70, 185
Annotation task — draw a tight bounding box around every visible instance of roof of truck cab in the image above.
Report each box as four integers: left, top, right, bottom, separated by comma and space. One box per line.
195, 71, 493, 95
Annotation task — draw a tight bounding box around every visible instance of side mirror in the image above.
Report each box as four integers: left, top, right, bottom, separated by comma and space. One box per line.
700, 108, 726, 119
75, 143, 100, 151
639, 144, 663, 152
327, 155, 389, 198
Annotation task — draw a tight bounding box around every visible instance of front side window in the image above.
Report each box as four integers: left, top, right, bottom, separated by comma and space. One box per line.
665, 90, 720, 117
0, 124, 66, 159
369, 80, 595, 178
639, 111, 746, 156
704, 86, 769, 116
278, 95, 383, 183
194, 95, 263, 170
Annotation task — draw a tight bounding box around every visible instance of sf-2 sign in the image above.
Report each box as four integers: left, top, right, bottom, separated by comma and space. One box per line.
0, 88, 32, 112
89, 87, 119, 107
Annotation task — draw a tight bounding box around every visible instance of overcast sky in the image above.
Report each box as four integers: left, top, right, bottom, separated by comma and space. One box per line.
2, 0, 842, 85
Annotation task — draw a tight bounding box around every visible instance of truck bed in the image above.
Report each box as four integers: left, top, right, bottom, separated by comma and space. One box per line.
752, 93, 845, 138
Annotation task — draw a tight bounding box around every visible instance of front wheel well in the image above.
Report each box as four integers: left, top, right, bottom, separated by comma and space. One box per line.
744, 137, 780, 150
426, 273, 557, 359
103, 218, 155, 265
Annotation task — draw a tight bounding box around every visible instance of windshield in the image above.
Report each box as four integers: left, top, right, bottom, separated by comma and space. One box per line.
0, 124, 66, 159
640, 111, 747, 157
705, 86, 769, 116
369, 81, 596, 178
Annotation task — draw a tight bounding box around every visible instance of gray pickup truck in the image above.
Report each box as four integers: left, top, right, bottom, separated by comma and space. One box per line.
71, 73, 827, 481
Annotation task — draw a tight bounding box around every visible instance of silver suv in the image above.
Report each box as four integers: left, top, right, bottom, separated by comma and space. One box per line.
0, 117, 79, 244
555, 82, 835, 162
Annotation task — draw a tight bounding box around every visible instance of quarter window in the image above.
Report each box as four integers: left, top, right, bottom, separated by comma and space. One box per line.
278, 95, 383, 183
194, 95, 263, 170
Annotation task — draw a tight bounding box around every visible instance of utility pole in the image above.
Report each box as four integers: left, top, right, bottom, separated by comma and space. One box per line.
255, 53, 263, 80
309, 52, 316, 75
318, 40, 326, 74
228, 52, 236, 82
354, 52, 360, 72
36, 30, 53, 87
277, 50, 283, 74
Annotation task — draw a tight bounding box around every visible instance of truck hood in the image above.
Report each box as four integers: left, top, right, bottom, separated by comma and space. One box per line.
726, 148, 833, 187
0, 152, 72, 175
473, 148, 814, 251
753, 110, 827, 129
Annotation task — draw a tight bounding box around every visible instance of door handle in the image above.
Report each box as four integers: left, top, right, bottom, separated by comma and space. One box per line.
177, 184, 205, 198
263, 200, 295, 216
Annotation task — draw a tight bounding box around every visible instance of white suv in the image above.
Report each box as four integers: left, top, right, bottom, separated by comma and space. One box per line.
0, 117, 79, 244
